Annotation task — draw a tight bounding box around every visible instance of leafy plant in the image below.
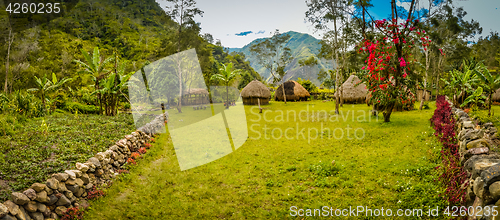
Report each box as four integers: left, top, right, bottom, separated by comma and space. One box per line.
86, 186, 105, 200
210, 63, 241, 109
61, 207, 85, 220
474, 63, 500, 116
460, 86, 486, 108
27, 73, 72, 112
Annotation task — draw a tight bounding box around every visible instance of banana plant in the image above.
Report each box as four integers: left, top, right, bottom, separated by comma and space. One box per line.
73, 47, 115, 115
460, 86, 486, 109
27, 73, 72, 112
210, 63, 241, 109
474, 63, 500, 116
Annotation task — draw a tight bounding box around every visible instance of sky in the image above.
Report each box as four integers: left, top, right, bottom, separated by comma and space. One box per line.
156, 0, 500, 48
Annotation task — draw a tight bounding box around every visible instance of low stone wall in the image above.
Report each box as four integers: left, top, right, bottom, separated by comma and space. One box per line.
0, 114, 166, 220
452, 107, 500, 218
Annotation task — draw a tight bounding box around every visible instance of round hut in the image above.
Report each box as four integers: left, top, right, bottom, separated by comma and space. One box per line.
341, 75, 368, 104
241, 80, 271, 105
492, 88, 500, 103
274, 80, 310, 101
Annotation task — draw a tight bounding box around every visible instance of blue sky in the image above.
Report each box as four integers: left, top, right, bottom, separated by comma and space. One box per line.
156, 0, 500, 48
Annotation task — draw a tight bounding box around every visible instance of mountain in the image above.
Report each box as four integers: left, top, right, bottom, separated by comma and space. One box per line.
228, 31, 334, 86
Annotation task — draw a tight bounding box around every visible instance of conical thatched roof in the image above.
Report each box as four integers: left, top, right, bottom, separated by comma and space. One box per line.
275, 80, 310, 101
341, 75, 368, 104
241, 80, 271, 98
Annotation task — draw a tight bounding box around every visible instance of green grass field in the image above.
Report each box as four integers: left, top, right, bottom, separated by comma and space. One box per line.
84, 101, 448, 219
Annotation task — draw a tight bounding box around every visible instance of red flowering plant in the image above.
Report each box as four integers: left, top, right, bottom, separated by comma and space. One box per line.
138, 147, 147, 154
86, 185, 105, 200
144, 143, 152, 149
358, 18, 428, 122
127, 157, 137, 165
61, 207, 85, 220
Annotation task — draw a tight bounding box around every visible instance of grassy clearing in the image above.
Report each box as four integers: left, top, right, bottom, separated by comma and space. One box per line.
0, 111, 136, 201
84, 101, 447, 219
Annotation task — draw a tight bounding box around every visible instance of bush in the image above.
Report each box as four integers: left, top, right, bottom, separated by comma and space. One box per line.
297, 78, 318, 93
63, 102, 99, 114
61, 207, 85, 220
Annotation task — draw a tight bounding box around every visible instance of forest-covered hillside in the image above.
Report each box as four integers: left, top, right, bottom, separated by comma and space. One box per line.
229, 31, 334, 86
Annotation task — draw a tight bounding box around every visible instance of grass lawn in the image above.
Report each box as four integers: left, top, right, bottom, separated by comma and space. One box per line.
0, 112, 137, 201
84, 101, 447, 219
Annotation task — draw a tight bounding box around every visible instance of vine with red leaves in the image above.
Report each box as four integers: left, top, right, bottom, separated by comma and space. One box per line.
430, 95, 468, 206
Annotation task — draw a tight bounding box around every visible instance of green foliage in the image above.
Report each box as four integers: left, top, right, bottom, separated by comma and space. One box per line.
461, 86, 486, 108
63, 102, 99, 114
0, 113, 136, 201
297, 77, 318, 93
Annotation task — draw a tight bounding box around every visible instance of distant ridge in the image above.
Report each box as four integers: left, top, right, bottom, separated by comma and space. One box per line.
228, 31, 333, 86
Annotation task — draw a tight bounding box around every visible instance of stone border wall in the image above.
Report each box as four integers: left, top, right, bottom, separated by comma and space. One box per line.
452, 106, 500, 218
0, 114, 166, 220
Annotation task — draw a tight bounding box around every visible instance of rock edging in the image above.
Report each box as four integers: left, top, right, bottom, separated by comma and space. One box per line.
0, 114, 166, 220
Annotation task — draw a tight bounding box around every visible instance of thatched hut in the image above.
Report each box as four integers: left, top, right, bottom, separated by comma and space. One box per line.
341, 75, 368, 104
274, 80, 310, 101
417, 89, 431, 101
492, 88, 500, 103
241, 80, 271, 105
182, 88, 209, 105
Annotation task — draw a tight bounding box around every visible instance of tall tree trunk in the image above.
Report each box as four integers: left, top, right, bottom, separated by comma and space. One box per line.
226, 85, 229, 109
489, 93, 492, 116
333, 6, 340, 115
4, 27, 13, 93
282, 80, 287, 104
96, 79, 102, 115
419, 50, 430, 110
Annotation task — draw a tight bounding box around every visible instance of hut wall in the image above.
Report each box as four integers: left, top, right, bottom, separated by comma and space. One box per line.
242, 97, 270, 105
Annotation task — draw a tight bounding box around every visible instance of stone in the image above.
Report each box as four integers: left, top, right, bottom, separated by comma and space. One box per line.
44, 186, 53, 195
490, 181, 500, 200
11, 192, 30, 205
95, 169, 104, 177
52, 173, 68, 182
103, 159, 111, 166
72, 170, 82, 178
85, 183, 93, 190
56, 195, 71, 207
30, 184, 46, 193
17, 206, 30, 220
23, 189, 37, 201
41, 208, 50, 218
467, 139, 490, 150
482, 164, 500, 187
2, 201, 19, 216
35, 204, 46, 214
29, 212, 43, 220
66, 185, 79, 195
76, 163, 89, 173
75, 188, 84, 198
0, 203, 8, 218
110, 145, 118, 152
64, 191, 74, 200
474, 177, 486, 199
47, 195, 58, 206
95, 152, 106, 161
88, 157, 101, 168
472, 162, 498, 180
54, 206, 66, 216
23, 201, 37, 213
463, 121, 474, 129
64, 170, 76, 180
75, 179, 84, 188
465, 155, 500, 173
34, 191, 48, 203
0, 214, 16, 220
80, 174, 90, 185
46, 178, 59, 190
57, 182, 67, 192
50, 212, 58, 219
65, 178, 76, 185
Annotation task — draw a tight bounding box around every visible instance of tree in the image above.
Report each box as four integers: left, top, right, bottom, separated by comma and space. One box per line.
306, 0, 350, 114
74, 47, 115, 115
164, 0, 204, 113
210, 63, 241, 109
27, 73, 72, 112
249, 30, 293, 104
358, 0, 424, 122
474, 63, 500, 116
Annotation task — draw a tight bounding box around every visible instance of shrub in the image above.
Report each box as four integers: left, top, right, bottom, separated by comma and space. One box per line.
144, 143, 152, 149
138, 147, 147, 154
61, 207, 85, 220
430, 95, 467, 206
86, 186, 105, 200
297, 78, 318, 93
63, 102, 99, 114
127, 157, 136, 165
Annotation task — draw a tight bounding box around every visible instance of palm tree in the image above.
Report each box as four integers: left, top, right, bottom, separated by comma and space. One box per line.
73, 47, 114, 115
210, 63, 241, 109
475, 63, 500, 116
27, 73, 72, 112
93, 64, 134, 116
